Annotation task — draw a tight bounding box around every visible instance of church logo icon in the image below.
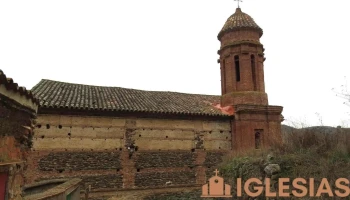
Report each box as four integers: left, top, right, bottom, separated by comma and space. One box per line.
201, 169, 232, 198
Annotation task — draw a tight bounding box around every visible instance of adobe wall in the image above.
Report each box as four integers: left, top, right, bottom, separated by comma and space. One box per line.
0, 84, 38, 200
26, 115, 232, 192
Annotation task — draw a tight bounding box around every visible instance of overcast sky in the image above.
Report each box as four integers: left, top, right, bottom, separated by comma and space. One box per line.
1, 0, 349, 127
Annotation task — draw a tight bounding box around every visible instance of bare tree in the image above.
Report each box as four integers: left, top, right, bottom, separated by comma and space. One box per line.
332, 76, 350, 107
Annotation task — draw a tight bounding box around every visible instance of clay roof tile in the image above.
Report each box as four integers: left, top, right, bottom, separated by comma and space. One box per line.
218, 8, 263, 40
31, 79, 229, 117
0, 69, 39, 104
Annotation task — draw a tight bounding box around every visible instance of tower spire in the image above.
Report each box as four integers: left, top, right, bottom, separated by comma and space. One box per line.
234, 0, 243, 8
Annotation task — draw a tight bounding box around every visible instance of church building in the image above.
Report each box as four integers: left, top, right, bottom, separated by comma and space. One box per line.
24, 6, 283, 193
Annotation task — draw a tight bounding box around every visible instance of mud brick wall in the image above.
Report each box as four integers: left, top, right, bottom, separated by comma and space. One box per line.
134, 170, 196, 187
0, 94, 37, 162
38, 152, 121, 171
27, 115, 232, 192
32, 115, 231, 152
135, 152, 196, 169
0, 81, 38, 200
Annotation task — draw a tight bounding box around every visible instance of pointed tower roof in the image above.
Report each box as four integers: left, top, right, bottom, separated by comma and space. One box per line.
218, 8, 263, 40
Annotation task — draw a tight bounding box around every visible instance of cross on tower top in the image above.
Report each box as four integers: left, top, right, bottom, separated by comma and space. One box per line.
234, 0, 243, 8
214, 169, 219, 176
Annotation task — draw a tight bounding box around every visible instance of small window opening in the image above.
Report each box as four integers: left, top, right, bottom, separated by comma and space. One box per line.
222, 59, 227, 94
251, 55, 257, 91
137, 169, 140, 172
68, 133, 71, 136
255, 132, 261, 149
37, 125, 42, 128
58, 125, 62, 129
46, 124, 50, 129
234, 55, 240, 82
128, 144, 136, 158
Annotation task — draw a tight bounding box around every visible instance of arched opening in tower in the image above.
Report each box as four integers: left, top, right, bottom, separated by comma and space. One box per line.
222, 59, 227, 94
251, 55, 257, 91
255, 131, 261, 149
234, 55, 240, 82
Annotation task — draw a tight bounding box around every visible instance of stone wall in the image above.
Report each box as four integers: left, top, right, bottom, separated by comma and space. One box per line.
26, 115, 231, 192
38, 151, 122, 171
134, 152, 196, 169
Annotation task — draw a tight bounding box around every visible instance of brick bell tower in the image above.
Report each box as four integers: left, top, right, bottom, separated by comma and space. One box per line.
218, 7, 284, 151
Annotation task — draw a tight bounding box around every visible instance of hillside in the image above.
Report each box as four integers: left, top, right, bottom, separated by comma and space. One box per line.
143, 125, 350, 200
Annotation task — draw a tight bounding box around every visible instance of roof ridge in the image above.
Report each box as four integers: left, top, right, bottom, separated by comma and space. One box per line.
36, 79, 220, 97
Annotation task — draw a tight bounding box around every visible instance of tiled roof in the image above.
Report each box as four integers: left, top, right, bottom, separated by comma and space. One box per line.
31, 79, 229, 117
218, 8, 263, 40
0, 69, 39, 104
